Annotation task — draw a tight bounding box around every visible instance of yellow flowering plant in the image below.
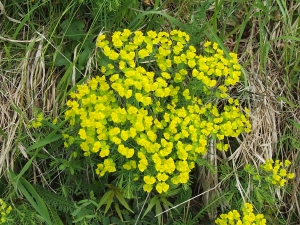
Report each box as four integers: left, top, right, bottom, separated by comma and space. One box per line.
215, 202, 267, 225
243, 159, 295, 220
245, 159, 295, 188
0, 199, 12, 224
63, 29, 251, 195
28, 111, 44, 129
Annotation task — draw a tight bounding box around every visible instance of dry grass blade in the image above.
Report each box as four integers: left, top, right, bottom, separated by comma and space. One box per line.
234, 0, 300, 222
0, 28, 57, 185
192, 1, 300, 223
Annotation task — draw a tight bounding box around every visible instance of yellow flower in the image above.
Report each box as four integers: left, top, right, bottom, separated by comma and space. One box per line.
287, 173, 295, 179
99, 148, 109, 158
143, 184, 153, 192
284, 159, 291, 167
156, 182, 169, 193
144, 175, 156, 185
204, 41, 211, 47
92, 141, 101, 153
157, 173, 169, 182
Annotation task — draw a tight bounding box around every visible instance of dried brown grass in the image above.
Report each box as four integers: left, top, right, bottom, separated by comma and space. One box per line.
193, 1, 300, 223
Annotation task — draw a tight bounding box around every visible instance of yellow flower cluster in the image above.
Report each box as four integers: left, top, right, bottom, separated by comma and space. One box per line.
245, 159, 294, 188
0, 199, 12, 224
64, 29, 251, 194
215, 203, 266, 225
262, 159, 295, 187
28, 112, 44, 128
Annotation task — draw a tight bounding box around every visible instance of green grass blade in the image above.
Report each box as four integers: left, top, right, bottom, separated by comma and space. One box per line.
128, 10, 185, 31
0, 126, 7, 141
9, 171, 52, 225
26, 136, 61, 153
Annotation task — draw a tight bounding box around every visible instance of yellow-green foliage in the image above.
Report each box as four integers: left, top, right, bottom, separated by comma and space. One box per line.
215, 203, 266, 225
0, 199, 12, 224
64, 29, 251, 194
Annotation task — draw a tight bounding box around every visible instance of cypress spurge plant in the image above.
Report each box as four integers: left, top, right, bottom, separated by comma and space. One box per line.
215, 202, 267, 225
63, 29, 252, 218
0, 199, 12, 224
244, 158, 295, 221
245, 159, 295, 188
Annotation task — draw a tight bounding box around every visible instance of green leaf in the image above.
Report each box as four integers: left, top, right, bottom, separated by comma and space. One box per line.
58, 163, 67, 171
102, 217, 110, 225
161, 188, 181, 197
277, 97, 298, 108
104, 191, 114, 215
128, 10, 185, 31
14, 151, 36, 184
70, 166, 74, 175
98, 190, 113, 209
142, 195, 159, 218
48, 205, 64, 225
288, 119, 300, 131
0, 126, 7, 141
159, 197, 173, 209
98, 190, 115, 215
61, 18, 86, 41
54, 51, 71, 67
254, 187, 264, 210
72, 216, 85, 223
155, 200, 163, 225
10, 103, 25, 117
9, 171, 52, 225
114, 203, 124, 221
115, 189, 134, 213
78, 46, 92, 70
27, 136, 62, 153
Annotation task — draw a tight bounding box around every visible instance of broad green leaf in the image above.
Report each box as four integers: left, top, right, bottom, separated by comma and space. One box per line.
62, 19, 85, 41
102, 217, 110, 225
54, 51, 71, 67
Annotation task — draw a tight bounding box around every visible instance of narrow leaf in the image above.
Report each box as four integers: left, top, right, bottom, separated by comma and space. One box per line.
114, 203, 124, 221
0, 126, 7, 141
104, 191, 114, 215
115, 190, 134, 213
98, 190, 114, 209
142, 195, 159, 218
